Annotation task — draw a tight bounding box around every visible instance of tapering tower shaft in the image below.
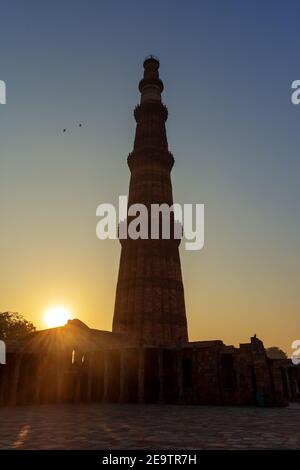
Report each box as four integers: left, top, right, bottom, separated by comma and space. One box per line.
112, 57, 188, 345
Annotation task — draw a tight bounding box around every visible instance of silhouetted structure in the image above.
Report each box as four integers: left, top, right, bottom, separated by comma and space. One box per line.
0, 58, 299, 407
113, 57, 188, 345
0, 320, 299, 406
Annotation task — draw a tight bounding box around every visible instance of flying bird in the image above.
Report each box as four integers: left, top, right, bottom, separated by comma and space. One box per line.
62, 123, 83, 133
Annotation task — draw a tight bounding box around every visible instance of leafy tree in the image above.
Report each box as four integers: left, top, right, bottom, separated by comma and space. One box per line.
0, 311, 36, 341
266, 346, 287, 360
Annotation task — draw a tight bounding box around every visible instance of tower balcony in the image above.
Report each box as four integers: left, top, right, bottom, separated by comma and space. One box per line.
134, 102, 168, 122
127, 149, 174, 171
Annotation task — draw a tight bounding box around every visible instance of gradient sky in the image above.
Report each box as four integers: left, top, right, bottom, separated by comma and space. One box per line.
0, 0, 299, 354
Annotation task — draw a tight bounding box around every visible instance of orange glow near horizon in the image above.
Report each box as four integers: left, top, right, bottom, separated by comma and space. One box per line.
43, 306, 72, 328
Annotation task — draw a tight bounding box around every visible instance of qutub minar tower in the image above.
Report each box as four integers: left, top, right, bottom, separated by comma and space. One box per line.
113, 56, 188, 345
0, 57, 298, 408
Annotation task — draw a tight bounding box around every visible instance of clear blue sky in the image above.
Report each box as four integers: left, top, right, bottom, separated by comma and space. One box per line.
0, 0, 299, 354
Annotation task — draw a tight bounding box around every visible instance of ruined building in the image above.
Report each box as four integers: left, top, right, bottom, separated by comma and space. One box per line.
0, 57, 299, 407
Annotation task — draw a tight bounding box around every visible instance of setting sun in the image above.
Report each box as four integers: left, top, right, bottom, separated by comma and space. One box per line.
44, 306, 71, 328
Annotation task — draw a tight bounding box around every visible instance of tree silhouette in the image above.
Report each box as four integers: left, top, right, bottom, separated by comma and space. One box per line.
0, 311, 36, 341
266, 346, 287, 360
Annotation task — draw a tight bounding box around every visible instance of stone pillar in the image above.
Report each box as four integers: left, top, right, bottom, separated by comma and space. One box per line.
34, 355, 43, 404
177, 349, 184, 403
0, 365, 7, 405
74, 354, 82, 403
54, 354, 60, 403
119, 349, 126, 403
284, 367, 292, 401
53, 353, 65, 404
270, 366, 285, 406
158, 348, 164, 403
103, 350, 109, 402
86, 353, 94, 403
138, 348, 145, 403
9, 354, 21, 406
35, 353, 51, 404
296, 367, 300, 399
288, 367, 297, 400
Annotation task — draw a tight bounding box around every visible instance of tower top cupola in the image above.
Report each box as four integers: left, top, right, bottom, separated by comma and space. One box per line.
139, 55, 164, 103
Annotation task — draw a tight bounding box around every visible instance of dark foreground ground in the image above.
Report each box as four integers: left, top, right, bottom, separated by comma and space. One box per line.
0, 403, 300, 449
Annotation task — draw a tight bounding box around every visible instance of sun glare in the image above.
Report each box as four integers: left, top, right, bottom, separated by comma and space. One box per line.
44, 306, 71, 328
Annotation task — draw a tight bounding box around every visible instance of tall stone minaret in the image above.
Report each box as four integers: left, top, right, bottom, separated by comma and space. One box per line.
112, 56, 188, 345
